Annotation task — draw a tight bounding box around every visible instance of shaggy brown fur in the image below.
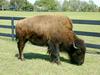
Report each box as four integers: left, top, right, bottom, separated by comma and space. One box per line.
16, 15, 86, 65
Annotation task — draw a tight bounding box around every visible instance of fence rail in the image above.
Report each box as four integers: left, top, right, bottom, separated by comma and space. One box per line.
0, 16, 100, 49
73, 19, 100, 25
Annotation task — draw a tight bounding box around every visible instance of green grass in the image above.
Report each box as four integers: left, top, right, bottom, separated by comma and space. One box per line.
0, 11, 100, 20
0, 11, 100, 75
0, 38, 100, 75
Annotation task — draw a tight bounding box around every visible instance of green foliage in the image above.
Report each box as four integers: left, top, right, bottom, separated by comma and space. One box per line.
34, 0, 60, 11
0, 0, 9, 10
21, 1, 33, 11
0, 0, 5, 6
62, 0, 99, 12
98, 7, 100, 12
0, 0, 99, 12
10, 0, 33, 11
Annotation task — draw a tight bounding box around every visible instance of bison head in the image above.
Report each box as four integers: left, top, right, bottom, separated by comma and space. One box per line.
68, 39, 86, 65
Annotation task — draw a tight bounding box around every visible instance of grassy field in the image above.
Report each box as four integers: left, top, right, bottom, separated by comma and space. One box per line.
0, 11, 100, 75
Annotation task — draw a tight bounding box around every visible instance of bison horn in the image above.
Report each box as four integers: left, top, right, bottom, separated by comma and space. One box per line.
73, 42, 78, 49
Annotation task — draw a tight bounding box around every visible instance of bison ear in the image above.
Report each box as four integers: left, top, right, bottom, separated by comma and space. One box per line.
73, 42, 78, 49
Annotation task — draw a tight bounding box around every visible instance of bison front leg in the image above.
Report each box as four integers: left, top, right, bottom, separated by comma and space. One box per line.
48, 41, 60, 64
17, 40, 27, 61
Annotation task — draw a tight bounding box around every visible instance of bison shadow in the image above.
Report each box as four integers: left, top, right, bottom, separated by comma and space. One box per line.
16, 53, 70, 63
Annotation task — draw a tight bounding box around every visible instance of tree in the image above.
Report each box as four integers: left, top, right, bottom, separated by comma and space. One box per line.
62, 0, 81, 11
10, 0, 33, 11
0, 0, 9, 10
62, 0, 69, 11
34, 0, 60, 11
88, 0, 98, 12
98, 7, 100, 12
62, 0, 98, 12
22, 1, 33, 11
79, 1, 89, 12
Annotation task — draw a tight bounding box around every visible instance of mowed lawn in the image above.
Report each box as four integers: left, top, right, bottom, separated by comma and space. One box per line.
0, 11, 100, 75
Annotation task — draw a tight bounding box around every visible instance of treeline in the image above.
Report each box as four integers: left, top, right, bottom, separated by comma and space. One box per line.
0, 0, 100, 12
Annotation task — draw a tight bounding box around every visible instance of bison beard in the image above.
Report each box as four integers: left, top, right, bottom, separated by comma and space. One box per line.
16, 15, 86, 65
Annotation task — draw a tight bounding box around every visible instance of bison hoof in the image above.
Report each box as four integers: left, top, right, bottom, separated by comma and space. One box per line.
51, 60, 61, 65
18, 57, 25, 61
18, 56, 25, 61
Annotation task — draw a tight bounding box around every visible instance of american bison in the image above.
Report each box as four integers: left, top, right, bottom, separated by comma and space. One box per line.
16, 15, 86, 65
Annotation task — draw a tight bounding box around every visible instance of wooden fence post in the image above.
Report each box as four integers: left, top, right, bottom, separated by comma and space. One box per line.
11, 17, 14, 40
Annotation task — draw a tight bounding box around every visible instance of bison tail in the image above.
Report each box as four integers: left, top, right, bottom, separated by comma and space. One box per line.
15, 32, 18, 41
15, 34, 18, 41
